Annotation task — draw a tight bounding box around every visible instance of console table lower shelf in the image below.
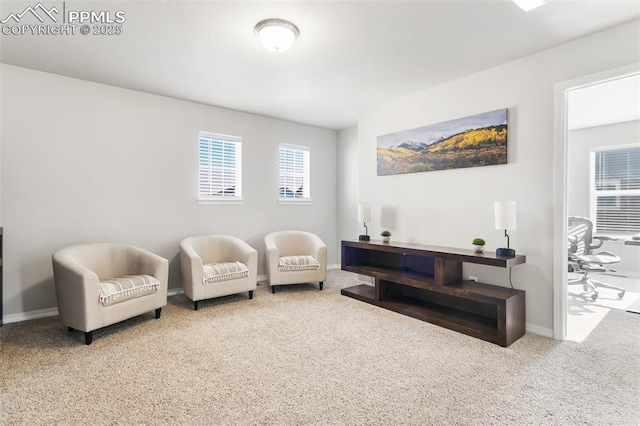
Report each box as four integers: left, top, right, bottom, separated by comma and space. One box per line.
341, 281, 525, 347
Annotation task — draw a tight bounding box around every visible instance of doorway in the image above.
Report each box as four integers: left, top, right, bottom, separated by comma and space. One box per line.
553, 63, 640, 341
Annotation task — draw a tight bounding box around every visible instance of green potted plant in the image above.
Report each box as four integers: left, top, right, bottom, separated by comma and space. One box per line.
472, 238, 485, 253
381, 230, 391, 243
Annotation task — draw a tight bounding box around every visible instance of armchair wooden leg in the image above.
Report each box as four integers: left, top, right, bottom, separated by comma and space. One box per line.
84, 331, 93, 345
155, 308, 162, 319
271, 286, 276, 294
193, 301, 198, 311
319, 282, 324, 291
249, 290, 254, 299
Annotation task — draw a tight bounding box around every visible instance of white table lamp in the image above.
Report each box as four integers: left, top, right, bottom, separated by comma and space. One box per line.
495, 201, 517, 257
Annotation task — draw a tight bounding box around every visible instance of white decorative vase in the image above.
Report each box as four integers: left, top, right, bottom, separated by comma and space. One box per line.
474, 245, 485, 253
382, 236, 390, 243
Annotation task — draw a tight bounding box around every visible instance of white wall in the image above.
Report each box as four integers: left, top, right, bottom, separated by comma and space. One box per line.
1, 64, 337, 316
337, 125, 359, 250
568, 120, 640, 273
568, 74, 640, 130
353, 20, 640, 332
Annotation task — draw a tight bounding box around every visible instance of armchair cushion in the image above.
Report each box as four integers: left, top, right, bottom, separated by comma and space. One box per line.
203, 261, 249, 284
99, 274, 160, 307
278, 255, 320, 272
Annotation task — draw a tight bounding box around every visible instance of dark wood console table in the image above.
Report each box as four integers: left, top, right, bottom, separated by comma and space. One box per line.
341, 240, 526, 347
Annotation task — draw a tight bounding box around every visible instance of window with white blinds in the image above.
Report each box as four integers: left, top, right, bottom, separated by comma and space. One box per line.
590, 144, 640, 234
279, 144, 310, 203
198, 132, 242, 204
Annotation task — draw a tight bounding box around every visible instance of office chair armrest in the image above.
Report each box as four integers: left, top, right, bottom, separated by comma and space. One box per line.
594, 235, 618, 241
591, 235, 617, 250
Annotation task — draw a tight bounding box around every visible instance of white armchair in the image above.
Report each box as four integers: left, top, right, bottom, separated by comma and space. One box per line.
264, 230, 327, 293
180, 235, 257, 310
52, 243, 168, 345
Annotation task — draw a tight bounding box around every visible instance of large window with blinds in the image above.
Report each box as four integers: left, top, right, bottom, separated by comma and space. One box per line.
198, 132, 242, 204
279, 144, 310, 204
590, 144, 640, 234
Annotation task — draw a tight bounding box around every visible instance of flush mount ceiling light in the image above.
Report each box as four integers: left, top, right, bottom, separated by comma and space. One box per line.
254, 19, 299, 53
512, 0, 546, 11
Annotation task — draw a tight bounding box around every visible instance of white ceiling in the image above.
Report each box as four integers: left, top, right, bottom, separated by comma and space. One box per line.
1, 0, 639, 130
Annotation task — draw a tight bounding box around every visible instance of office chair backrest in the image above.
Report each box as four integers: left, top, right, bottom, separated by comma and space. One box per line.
568, 216, 594, 256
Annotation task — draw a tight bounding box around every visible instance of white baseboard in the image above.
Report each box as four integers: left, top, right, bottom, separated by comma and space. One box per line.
167, 288, 184, 296
526, 323, 554, 339
3, 307, 59, 325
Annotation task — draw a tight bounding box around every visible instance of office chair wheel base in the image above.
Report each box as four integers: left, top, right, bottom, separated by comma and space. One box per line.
618, 291, 625, 299
591, 292, 599, 301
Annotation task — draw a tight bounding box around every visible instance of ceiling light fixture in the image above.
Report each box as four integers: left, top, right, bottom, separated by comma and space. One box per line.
512, 0, 546, 12
254, 19, 299, 53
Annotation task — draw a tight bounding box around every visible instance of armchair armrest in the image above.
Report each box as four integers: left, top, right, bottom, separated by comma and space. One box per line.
235, 241, 257, 280
180, 240, 204, 286
52, 254, 100, 296
264, 235, 280, 278
52, 252, 101, 330
131, 246, 169, 292
308, 234, 327, 267
230, 239, 257, 265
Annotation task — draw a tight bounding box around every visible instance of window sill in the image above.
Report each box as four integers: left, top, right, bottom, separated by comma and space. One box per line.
278, 199, 312, 206
198, 198, 244, 206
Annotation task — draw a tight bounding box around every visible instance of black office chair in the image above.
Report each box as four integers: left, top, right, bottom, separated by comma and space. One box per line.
568, 216, 625, 301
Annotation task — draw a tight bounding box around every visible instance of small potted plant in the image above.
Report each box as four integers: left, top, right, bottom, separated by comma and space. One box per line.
381, 230, 391, 243
472, 238, 485, 253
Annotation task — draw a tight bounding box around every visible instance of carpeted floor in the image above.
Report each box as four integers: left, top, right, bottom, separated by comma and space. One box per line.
1, 270, 639, 425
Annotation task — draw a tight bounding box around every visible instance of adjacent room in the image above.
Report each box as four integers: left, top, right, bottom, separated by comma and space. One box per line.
1, 0, 639, 424
566, 74, 640, 342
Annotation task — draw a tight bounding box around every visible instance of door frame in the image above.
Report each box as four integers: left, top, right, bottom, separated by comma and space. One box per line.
552, 62, 640, 340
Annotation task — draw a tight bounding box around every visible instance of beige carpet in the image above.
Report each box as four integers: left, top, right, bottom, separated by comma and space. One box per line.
1, 270, 639, 425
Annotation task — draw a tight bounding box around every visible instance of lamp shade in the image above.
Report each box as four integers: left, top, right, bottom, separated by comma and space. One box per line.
358, 203, 371, 223
495, 201, 517, 230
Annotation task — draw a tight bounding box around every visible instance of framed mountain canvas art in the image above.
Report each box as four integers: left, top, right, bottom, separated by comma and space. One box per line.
377, 109, 508, 176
